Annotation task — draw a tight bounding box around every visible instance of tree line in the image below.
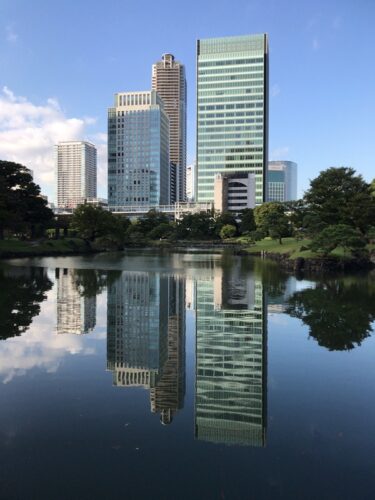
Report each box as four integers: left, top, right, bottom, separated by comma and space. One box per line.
1, 159, 374, 257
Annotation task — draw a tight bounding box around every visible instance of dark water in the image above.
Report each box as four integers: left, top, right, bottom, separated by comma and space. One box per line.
0, 251, 375, 500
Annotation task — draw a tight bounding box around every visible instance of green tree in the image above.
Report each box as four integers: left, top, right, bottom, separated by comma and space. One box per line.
148, 222, 174, 240
70, 204, 127, 245
137, 210, 170, 236
220, 224, 237, 239
309, 224, 367, 257
254, 202, 290, 244
176, 211, 216, 240
0, 160, 53, 239
239, 208, 256, 234
214, 211, 238, 236
304, 167, 375, 235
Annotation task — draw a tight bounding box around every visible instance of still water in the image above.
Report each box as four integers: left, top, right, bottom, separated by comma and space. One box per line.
0, 251, 375, 500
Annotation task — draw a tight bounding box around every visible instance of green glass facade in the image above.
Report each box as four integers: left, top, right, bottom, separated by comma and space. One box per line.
195, 264, 267, 447
196, 34, 268, 204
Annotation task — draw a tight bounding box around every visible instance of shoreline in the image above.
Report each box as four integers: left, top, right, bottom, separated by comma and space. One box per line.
1, 239, 374, 273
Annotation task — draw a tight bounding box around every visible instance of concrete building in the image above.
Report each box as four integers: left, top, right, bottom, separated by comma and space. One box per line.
107, 90, 170, 209
186, 162, 196, 201
214, 172, 256, 214
195, 261, 267, 447
152, 53, 187, 202
55, 268, 96, 335
56, 141, 97, 209
268, 161, 297, 202
196, 34, 269, 205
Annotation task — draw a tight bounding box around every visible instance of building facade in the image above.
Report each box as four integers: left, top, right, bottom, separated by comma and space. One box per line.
186, 162, 196, 201
196, 34, 269, 205
152, 54, 187, 202
107, 271, 186, 424
195, 261, 267, 447
55, 268, 96, 335
107, 90, 170, 209
56, 141, 97, 209
267, 161, 297, 202
214, 172, 256, 214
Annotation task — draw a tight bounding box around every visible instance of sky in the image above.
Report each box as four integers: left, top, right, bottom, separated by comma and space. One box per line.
0, 0, 374, 202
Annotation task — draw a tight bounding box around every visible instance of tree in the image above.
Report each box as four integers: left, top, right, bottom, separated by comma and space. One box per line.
309, 224, 367, 257
220, 224, 237, 239
239, 208, 256, 234
148, 222, 174, 240
286, 279, 375, 351
214, 212, 238, 236
0, 267, 52, 340
303, 167, 375, 235
137, 210, 170, 236
0, 160, 53, 239
70, 204, 127, 244
176, 211, 216, 240
254, 202, 290, 244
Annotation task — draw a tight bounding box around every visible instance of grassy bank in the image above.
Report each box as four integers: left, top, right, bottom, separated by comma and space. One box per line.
0, 238, 90, 258
241, 237, 374, 262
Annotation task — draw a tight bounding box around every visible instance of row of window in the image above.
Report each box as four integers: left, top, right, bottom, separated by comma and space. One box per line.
198, 118, 263, 126
199, 103, 264, 110
198, 66, 264, 75
199, 57, 263, 67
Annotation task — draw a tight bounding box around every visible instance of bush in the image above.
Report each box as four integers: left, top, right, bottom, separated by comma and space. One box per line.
220, 224, 237, 239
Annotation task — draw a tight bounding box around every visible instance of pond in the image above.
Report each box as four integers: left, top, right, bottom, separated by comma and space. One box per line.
0, 251, 374, 500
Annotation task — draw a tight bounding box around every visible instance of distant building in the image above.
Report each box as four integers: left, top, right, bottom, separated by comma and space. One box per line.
56, 141, 97, 209
107, 90, 170, 209
55, 268, 96, 335
196, 34, 269, 205
214, 172, 256, 214
152, 53, 187, 202
267, 161, 297, 202
186, 163, 196, 201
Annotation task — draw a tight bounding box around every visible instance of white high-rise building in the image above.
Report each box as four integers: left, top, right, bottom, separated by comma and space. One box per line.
186, 163, 196, 201
56, 141, 97, 209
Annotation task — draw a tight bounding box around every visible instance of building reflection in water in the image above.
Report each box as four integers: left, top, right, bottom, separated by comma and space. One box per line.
107, 271, 186, 424
55, 268, 96, 335
195, 261, 267, 447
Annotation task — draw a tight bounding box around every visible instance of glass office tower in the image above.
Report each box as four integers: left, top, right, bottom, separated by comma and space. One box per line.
196, 34, 269, 204
107, 90, 170, 209
268, 161, 297, 202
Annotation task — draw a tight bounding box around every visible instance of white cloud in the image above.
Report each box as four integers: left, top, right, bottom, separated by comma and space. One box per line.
270, 147, 290, 160
271, 84, 281, 98
0, 87, 107, 201
5, 24, 18, 43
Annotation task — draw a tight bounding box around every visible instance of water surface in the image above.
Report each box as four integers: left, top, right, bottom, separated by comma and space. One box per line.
0, 251, 375, 500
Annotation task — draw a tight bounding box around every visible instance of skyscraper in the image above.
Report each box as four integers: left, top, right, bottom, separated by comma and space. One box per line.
107, 90, 170, 209
152, 54, 187, 202
196, 34, 269, 205
268, 161, 297, 202
56, 141, 97, 209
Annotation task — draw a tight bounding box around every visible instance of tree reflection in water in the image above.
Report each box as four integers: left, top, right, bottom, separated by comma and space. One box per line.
286, 277, 375, 350
0, 266, 52, 340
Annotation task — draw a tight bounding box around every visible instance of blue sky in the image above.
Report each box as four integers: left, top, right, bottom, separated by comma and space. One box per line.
0, 0, 374, 200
